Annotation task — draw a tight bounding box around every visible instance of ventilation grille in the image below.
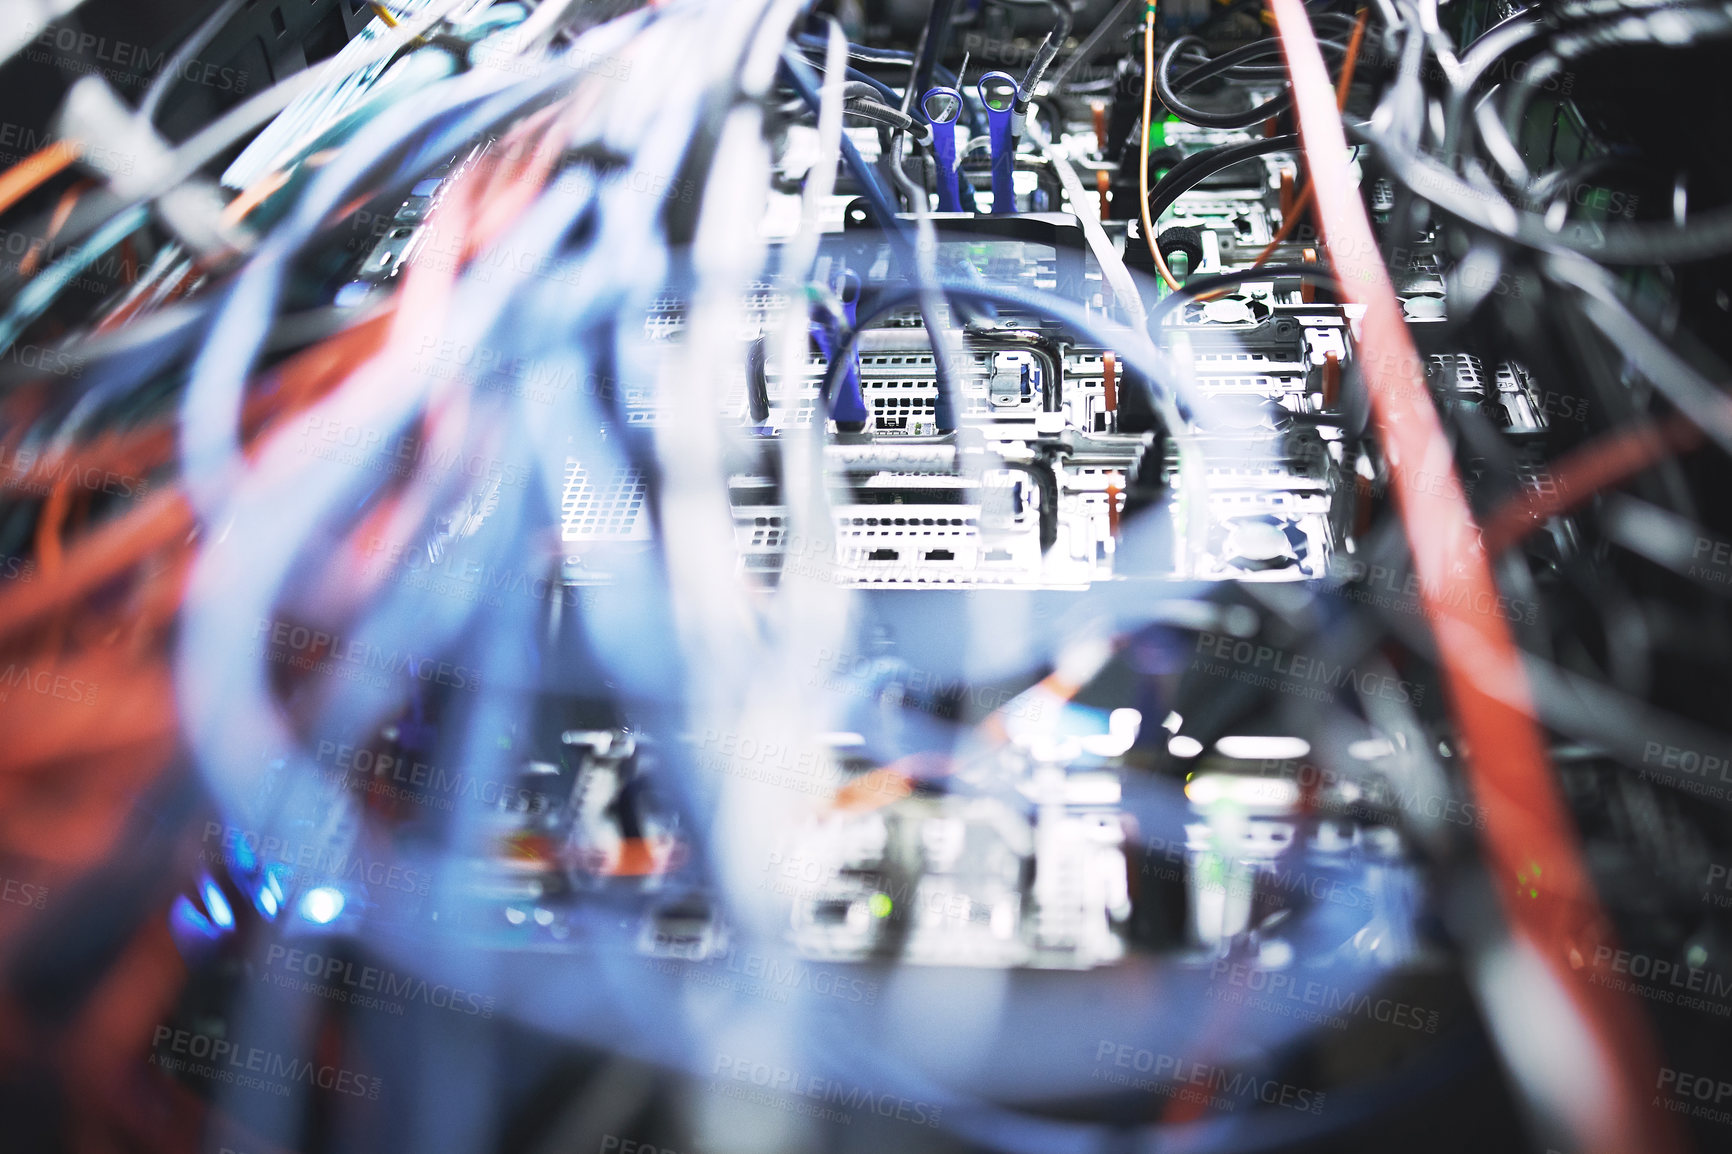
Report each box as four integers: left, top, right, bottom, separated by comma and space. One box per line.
1194, 351, 1282, 366
743, 515, 785, 550
641, 283, 788, 342
561, 460, 650, 542
1515, 460, 1564, 503
864, 380, 938, 433
1193, 373, 1306, 394
1427, 353, 1487, 396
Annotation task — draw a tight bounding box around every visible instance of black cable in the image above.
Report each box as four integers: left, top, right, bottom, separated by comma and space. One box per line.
1168, 34, 1349, 89
779, 49, 912, 256
1048, 0, 1137, 90
844, 98, 925, 139
909, 0, 962, 110
1157, 36, 1294, 129
1357, 120, 1732, 265
1145, 266, 1342, 330
792, 35, 986, 135
1156, 34, 1349, 129
793, 33, 965, 89
1439, 8, 1545, 156
1016, 0, 1075, 114
1497, 3, 1732, 154
138, 0, 250, 125
746, 337, 770, 423
1145, 132, 1302, 222
798, 56, 901, 108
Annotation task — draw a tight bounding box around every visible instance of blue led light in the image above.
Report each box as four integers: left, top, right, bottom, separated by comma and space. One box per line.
201, 877, 234, 928
300, 887, 346, 925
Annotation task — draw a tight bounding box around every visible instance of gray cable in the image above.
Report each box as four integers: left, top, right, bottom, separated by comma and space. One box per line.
138, 0, 250, 126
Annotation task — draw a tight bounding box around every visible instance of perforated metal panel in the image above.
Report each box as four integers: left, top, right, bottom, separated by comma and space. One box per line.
640, 282, 788, 342
856, 350, 1000, 434
561, 459, 651, 542
1427, 353, 1488, 398
1514, 458, 1564, 504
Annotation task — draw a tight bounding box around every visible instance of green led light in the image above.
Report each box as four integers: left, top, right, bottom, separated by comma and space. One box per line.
869, 893, 892, 918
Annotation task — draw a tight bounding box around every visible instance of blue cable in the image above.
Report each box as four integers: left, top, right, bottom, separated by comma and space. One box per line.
817, 275, 1183, 420
0, 206, 151, 357
791, 34, 986, 135
922, 87, 965, 212
779, 48, 912, 252
178, 64, 602, 515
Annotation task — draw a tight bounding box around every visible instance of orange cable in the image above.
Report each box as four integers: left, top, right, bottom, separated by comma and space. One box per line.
0, 140, 80, 220
1482, 413, 1704, 556
1267, 3, 1687, 1151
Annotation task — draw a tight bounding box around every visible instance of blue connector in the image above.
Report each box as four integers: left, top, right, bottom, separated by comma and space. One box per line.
922, 86, 965, 212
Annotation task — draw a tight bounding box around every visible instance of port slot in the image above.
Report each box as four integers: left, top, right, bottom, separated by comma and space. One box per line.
924, 549, 955, 561
813, 901, 855, 924
866, 548, 899, 561
984, 549, 1013, 562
